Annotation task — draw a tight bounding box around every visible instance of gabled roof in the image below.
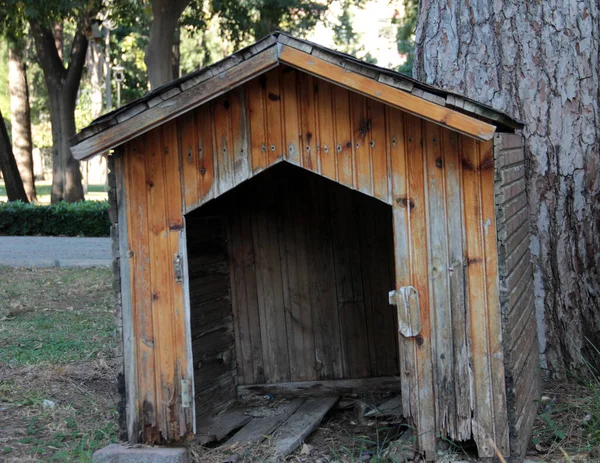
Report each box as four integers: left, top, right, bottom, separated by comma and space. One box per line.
71, 32, 522, 161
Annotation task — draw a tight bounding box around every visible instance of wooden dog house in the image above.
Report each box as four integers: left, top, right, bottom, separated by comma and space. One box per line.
72, 33, 540, 461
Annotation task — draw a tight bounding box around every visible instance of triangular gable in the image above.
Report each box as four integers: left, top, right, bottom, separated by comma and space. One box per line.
71, 33, 521, 161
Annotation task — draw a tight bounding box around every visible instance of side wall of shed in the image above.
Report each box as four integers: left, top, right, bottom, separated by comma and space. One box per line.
494, 133, 540, 461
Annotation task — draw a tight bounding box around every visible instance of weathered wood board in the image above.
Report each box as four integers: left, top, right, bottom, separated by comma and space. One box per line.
273, 396, 339, 457
225, 399, 304, 446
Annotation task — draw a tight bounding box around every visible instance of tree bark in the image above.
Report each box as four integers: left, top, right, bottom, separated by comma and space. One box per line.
30, 20, 88, 203
145, 0, 190, 89
0, 110, 28, 202
414, 0, 600, 376
8, 44, 37, 202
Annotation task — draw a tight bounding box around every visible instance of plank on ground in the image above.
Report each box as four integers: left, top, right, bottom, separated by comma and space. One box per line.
273, 396, 339, 457
225, 399, 304, 446
195, 409, 253, 445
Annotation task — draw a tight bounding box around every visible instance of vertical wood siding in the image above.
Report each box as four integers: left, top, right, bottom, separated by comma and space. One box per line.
191, 165, 399, 386
119, 65, 509, 456
122, 123, 193, 443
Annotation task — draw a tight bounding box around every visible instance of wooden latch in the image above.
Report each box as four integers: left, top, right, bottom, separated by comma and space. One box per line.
389, 286, 421, 337
173, 253, 183, 283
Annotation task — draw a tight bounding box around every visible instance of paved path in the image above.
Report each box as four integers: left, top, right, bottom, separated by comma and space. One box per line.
0, 236, 111, 268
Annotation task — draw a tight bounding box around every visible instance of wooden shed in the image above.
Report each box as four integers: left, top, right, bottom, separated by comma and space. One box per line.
72, 33, 540, 462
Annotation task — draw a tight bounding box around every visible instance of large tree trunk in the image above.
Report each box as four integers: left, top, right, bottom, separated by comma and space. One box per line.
145, 0, 190, 89
0, 110, 28, 202
414, 1, 600, 377
8, 45, 37, 202
30, 21, 88, 203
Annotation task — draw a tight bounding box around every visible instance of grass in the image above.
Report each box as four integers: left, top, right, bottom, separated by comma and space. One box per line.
0, 180, 108, 204
0, 266, 119, 462
530, 368, 600, 461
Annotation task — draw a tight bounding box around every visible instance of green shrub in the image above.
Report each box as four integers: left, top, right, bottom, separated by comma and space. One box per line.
0, 201, 110, 237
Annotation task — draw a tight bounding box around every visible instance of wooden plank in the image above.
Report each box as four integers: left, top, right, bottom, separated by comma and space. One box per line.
404, 114, 437, 458
239, 205, 265, 384
358, 199, 394, 377
479, 138, 509, 454
368, 99, 389, 202
178, 111, 199, 210
461, 135, 494, 458
225, 399, 304, 446
213, 95, 235, 195
315, 78, 336, 180
125, 136, 158, 442
73, 47, 279, 160
333, 85, 353, 188
441, 127, 472, 441
297, 72, 318, 171
114, 150, 138, 440
238, 377, 402, 397
330, 185, 369, 379
264, 69, 285, 164
382, 203, 401, 376
195, 410, 253, 445
196, 105, 215, 201
246, 76, 268, 172
252, 183, 290, 383
278, 179, 315, 381
351, 92, 372, 195
279, 45, 496, 142
290, 176, 317, 380
388, 107, 416, 422
280, 67, 301, 165
273, 397, 339, 457
162, 120, 193, 438
144, 127, 176, 439
423, 122, 455, 439
305, 176, 343, 380
229, 86, 251, 186
227, 210, 253, 385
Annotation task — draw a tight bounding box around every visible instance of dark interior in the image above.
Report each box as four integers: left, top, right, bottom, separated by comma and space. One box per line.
185, 162, 399, 420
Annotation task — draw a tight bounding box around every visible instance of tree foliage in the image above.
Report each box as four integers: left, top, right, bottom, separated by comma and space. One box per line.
332, 2, 376, 64
393, 0, 417, 75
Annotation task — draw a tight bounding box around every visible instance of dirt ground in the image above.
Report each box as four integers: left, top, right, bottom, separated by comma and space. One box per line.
0, 266, 597, 462
0, 267, 119, 462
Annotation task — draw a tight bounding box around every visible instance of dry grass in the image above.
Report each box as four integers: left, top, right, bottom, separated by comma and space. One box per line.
530, 379, 600, 462
0, 266, 119, 462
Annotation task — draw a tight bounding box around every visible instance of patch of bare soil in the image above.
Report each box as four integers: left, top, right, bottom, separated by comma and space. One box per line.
0, 356, 120, 462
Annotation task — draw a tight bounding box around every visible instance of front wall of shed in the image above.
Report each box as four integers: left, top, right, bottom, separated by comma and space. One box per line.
117, 66, 509, 458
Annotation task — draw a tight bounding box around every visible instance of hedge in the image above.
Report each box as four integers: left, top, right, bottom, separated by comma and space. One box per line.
0, 200, 110, 237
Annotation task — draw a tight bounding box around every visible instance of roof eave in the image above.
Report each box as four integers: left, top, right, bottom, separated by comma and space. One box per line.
71, 32, 519, 161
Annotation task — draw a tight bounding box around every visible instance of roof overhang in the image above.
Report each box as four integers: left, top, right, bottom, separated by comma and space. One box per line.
72, 33, 519, 161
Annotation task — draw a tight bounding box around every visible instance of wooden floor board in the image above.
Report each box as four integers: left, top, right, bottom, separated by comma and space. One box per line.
273, 396, 339, 457
195, 409, 253, 445
225, 399, 305, 446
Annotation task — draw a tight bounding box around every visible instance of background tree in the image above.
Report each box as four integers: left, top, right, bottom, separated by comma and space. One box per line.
145, 0, 193, 89
414, 0, 600, 376
332, 2, 377, 63
393, 0, 417, 75
8, 43, 36, 202
1, 0, 102, 202
0, 110, 28, 202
